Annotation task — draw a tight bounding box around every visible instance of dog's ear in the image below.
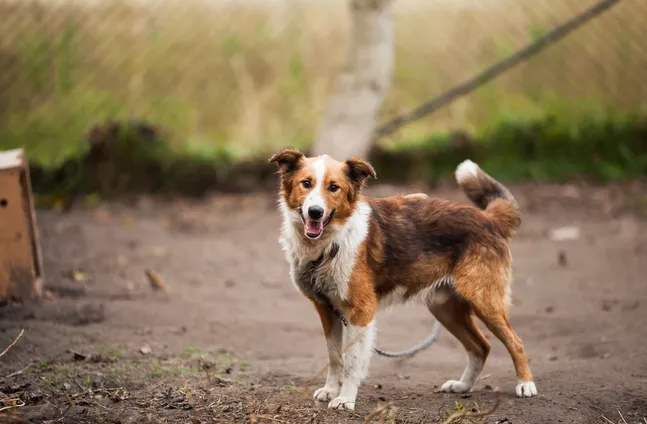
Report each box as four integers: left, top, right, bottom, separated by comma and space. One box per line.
269, 148, 304, 173
345, 158, 377, 188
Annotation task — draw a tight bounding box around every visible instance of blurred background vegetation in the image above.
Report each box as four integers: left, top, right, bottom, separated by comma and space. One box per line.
0, 0, 646, 195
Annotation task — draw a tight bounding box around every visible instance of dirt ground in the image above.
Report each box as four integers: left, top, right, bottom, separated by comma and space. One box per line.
1, 181, 647, 424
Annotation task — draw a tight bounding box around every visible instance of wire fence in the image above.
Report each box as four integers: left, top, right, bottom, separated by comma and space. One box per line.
0, 0, 645, 164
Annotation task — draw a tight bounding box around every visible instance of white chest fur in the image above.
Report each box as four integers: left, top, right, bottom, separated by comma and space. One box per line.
278, 200, 372, 304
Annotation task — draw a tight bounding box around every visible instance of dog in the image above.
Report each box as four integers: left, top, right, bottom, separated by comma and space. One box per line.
270, 148, 538, 411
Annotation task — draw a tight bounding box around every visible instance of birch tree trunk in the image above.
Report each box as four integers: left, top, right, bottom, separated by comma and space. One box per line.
311, 0, 394, 160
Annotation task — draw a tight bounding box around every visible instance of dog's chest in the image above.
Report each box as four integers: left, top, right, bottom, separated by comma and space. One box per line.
286, 241, 354, 305
278, 200, 371, 306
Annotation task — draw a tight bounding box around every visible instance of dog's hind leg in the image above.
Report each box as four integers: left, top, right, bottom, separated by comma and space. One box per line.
470, 296, 538, 397
453, 262, 538, 398
427, 286, 490, 394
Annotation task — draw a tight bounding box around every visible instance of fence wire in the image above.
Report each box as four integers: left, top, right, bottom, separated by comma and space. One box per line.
0, 0, 645, 159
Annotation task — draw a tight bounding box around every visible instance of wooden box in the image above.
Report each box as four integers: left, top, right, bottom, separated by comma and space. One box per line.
0, 148, 43, 302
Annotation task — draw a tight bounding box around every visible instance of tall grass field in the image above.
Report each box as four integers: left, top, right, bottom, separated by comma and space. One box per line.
0, 0, 646, 170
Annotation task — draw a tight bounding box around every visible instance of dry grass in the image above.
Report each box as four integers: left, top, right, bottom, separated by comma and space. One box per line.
0, 0, 645, 163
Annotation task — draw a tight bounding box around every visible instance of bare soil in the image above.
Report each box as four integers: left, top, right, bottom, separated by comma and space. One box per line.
1, 182, 646, 424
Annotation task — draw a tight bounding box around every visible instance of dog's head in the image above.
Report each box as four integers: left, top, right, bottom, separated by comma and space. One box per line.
269, 148, 376, 240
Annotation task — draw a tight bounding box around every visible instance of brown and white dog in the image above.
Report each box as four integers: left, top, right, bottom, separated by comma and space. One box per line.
269, 148, 538, 410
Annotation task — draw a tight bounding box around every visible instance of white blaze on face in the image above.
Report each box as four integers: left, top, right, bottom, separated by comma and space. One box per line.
302, 156, 328, 239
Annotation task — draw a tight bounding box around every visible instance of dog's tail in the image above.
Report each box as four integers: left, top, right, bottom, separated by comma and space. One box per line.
455, 160, 520, 239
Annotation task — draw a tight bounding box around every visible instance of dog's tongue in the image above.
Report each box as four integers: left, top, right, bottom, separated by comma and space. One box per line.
305, 219, 324, 237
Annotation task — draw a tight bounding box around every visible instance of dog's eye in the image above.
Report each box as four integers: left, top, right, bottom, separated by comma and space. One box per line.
301, 180, 311, 189
329, 184, 339, 193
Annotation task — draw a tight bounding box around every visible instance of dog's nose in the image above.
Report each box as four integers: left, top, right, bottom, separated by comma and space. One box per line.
308, 205, 324, 220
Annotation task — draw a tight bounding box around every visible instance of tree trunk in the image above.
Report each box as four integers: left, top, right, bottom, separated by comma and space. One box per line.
312, 0, 394, 160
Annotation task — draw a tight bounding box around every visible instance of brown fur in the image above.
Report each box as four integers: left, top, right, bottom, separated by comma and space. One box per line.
365, 196, 511, 301
271, 148, 535, 396
312, 300, 336, 338
344, 242, 378, 327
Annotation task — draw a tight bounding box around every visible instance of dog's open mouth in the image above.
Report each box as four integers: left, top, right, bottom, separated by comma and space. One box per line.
300, 209, 335, 239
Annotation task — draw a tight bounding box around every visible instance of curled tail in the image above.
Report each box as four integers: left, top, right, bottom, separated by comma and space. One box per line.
455, 160, 520, 238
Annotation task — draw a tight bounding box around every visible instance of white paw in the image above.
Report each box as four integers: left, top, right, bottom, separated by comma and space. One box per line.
440, 380, 472, 394
313, 386, 340, 402
516, 381, 538, 398
328, 396, 355, 410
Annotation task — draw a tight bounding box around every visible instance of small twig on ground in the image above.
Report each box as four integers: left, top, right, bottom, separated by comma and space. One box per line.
601, 415, 614, 424
262, 389, 278, 406
0, 399, 25, 412
43, 399, 63, 416
363, 402, 395, 423
5, 363, 32, 379
181, 377, 194, 404
91, 400, 109, 410
44, 396, 74, 421
63, 390, 75, 413
618, 410, 628, 424
438, 389, 501, 424
0, 329, 25, 359
248, 400, 256, 423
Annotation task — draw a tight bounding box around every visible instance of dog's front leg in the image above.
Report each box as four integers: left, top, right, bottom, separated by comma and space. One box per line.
328, 318, 376, 411
312, 302, 344, 402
